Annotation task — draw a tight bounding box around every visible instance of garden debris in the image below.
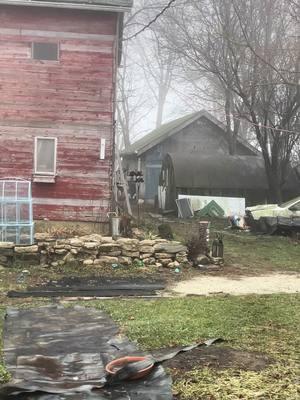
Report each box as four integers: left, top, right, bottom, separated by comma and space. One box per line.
176, 198, 194, 218
196, 200, 225, 218
256, 216, 300, 235
228, 215, 248, 230
210, 233, 224, 266
196, 255, 210, 265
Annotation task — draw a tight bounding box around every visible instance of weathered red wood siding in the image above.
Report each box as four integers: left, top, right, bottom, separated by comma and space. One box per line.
0, 5, 118, 222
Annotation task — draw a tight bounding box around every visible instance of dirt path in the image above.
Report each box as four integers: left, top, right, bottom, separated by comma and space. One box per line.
170, 273, 300, 296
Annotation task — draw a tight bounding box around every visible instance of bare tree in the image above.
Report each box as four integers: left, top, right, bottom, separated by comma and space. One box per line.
287, 0, 300, 22
161, 0, 300, 201
127, 0, 177, 129
116, 4, 158, 150
136, 31, 176, 128
116, 40, 151, 150
117, 0, 178, 148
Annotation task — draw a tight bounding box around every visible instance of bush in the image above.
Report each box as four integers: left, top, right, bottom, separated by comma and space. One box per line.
186, 234, 208, 261
0, 364, 10, 384
158, 223, 174, 240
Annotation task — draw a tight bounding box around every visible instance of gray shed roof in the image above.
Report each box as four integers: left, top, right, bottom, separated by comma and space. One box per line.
0, 0, 133, 11
166, 153, 298, 190
123, 110, 259, 156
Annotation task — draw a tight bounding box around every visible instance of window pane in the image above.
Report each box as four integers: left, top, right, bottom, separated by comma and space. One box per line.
32, 42, 58, 61
293, 201, 300, 211
36, 139, 56, 174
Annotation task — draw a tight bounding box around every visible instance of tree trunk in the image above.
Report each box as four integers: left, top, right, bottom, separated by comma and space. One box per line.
155, 94, 165, 128
155, 77, 169, 128
263, 155, 283, 203
123, 130, 131, 150
225, 89, 236, 155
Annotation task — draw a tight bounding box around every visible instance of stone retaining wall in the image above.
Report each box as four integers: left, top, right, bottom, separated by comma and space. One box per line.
0, 234, 189, 269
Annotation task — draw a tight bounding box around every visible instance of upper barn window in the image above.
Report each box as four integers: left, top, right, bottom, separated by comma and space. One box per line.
32, 42, 59, 61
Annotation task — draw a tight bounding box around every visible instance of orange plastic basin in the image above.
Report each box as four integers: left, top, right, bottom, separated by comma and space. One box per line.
105, 356, 154, 380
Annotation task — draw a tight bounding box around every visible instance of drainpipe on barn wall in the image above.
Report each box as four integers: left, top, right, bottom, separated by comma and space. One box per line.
111, 12, 122, 215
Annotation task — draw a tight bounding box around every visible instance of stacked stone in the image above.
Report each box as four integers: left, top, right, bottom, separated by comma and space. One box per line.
0, 242, 15, 268
0, 234, 189, 269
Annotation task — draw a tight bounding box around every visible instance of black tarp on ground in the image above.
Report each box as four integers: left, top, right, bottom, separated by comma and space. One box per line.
7, 277, 166, 298
0, 306, 172, 399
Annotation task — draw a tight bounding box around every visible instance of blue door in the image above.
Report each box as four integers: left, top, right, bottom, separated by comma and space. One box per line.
145, 164, 161, 200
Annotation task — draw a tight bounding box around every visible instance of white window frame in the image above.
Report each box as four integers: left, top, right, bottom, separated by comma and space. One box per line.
34, 137, 57, 176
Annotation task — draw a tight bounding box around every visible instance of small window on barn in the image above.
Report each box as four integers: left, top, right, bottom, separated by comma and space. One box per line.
34, 137, 57, 176
32, 42, 59, 61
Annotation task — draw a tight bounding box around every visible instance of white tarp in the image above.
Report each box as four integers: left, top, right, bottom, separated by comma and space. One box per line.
178, 195, 245, 216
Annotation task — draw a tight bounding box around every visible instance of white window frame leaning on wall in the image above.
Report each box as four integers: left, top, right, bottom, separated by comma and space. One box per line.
34, 137, 57, 176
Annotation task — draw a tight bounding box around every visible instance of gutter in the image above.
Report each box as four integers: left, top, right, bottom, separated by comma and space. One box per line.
0, 0, 132, 12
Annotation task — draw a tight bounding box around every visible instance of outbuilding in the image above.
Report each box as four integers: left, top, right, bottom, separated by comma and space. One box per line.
159, 153, 298, 211
122, 110, 259, 204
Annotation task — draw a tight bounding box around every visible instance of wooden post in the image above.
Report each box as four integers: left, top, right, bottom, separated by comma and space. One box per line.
116, 149, 132, 216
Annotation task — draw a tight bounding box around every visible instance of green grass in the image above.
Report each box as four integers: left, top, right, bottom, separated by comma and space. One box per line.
174, 365, 299, 400
147, 216, 300, 274
224, 232, 300, 273
79, 295, 300, 399
0, 308, 10, 384
81, 295, 300, 355
1, 295, 300, 398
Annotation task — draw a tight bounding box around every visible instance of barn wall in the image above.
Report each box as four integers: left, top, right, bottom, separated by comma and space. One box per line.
0, 5, 118, 222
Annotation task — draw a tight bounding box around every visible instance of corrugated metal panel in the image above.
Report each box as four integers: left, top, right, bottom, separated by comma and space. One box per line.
165, 153, 298, 191
167, 154, 268, 189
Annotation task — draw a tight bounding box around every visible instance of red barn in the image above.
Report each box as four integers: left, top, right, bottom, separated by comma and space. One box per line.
0, 0, 132, 224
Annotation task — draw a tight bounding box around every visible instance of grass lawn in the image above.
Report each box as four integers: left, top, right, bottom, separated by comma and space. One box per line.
1, 294, 299, 399
223, 232, 300, 273
143, 215, 300, 274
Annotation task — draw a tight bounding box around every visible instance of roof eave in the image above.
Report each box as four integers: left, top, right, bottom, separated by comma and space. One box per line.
0, 0, 132, 12
132, 112, 204, 156
124, 109, 261, 157
199, 110, 260, 156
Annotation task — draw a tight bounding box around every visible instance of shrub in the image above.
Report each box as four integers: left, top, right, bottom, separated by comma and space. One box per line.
158, 223, 174, 240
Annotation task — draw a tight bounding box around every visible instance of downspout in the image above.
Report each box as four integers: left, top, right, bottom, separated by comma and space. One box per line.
111, 12, 122, 214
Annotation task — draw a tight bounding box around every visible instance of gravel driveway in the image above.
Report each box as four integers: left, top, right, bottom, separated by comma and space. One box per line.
171, 273, 300, 296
